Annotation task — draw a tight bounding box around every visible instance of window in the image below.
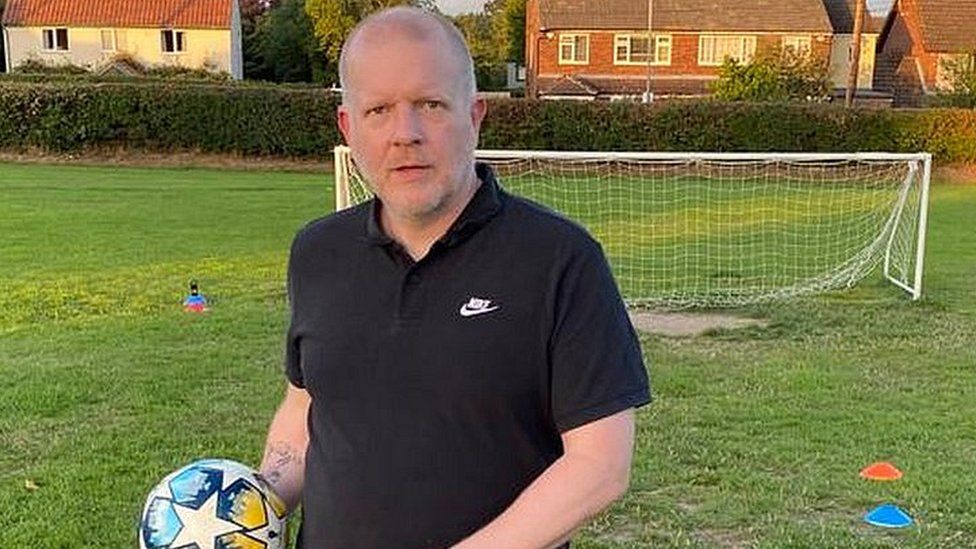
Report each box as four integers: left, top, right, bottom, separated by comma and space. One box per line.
698, 35, 756, 66
101, 30, 117, 52
41, 28, 69, 51
614, 34, 672, 65
558, 34, 588, 65
782, 35, 811, 56
160, 30, 186, 53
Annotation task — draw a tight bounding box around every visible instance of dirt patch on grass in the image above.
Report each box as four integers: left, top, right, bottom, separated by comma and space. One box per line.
935, 164, 976, 185
694, 528, 755, 548
0, 149, 332, 173
629, 311, 768, 337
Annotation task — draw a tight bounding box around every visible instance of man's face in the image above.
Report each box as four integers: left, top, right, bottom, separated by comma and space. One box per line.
338, 29, 486, 226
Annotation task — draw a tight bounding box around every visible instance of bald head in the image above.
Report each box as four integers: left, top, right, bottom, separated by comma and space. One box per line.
338, 7, 477, 105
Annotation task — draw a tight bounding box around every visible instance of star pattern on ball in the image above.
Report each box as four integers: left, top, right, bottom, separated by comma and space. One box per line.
170, 490, 242, 549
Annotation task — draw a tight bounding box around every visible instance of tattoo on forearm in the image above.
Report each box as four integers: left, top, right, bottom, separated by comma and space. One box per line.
263, 442, 302, 486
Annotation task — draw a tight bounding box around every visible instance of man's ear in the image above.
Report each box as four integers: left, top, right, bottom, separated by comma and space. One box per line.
470, 98, 487, 132
337, 105, 351, 143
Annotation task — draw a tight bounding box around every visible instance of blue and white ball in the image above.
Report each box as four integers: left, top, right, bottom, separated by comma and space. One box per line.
139, 458, 287, 549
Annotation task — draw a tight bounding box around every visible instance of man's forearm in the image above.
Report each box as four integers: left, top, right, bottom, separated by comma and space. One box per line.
453, 449, 630, 549
259, 384, 311, 512
454, 409, 636, 549
259, 440, 305, 512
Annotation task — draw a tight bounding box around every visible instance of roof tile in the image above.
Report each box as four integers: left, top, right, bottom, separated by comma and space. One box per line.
539, 0, 834, 32
2, 0, 233, 29
914, 0, 976, 52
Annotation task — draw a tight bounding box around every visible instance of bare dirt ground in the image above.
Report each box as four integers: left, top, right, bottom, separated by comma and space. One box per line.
628, 311, 768, 337
0, 150, 332, 173
937, 164, 976, 184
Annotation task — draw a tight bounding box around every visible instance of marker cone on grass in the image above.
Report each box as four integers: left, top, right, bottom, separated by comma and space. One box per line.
183, 281, 208, 313
860, 462, 903, 481
864, 504, 913, 528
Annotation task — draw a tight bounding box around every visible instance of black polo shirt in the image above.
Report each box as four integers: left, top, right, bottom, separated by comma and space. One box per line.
284, 164, 650, 548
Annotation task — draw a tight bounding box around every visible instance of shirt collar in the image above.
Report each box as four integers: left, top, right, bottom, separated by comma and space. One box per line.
364, 162, 504, 248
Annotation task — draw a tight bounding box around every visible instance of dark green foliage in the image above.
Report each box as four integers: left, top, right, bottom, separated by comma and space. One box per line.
453, 12, 508, 91
933, 52, 976, 109
712, 50, 831, 102
247, 0, 328, 83
0, 81, 341, 157
480, 100, 976, 162
1, 81, 974, 162
13, 58, 90, 75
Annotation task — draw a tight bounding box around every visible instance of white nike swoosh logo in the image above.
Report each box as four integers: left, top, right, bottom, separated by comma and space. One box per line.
459, 303, 500, 317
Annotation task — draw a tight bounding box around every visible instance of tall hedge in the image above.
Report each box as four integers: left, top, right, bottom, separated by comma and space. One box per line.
1, 81, 974, 163
0, 81, 341, 157
480, 100, 976, 162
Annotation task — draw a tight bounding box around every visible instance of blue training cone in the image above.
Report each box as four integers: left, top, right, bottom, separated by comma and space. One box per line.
183, 281, 209, 313
864, 504, 913, 528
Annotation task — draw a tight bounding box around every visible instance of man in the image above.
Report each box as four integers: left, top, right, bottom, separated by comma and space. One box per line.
260, 7, 650, 548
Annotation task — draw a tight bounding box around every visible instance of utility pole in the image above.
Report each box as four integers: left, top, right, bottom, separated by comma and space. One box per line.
845, 0, 866, 107
643, 0, 654, 103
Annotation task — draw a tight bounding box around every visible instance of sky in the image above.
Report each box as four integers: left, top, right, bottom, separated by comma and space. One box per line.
437, 0, 896, 16
437, 0, 489, 16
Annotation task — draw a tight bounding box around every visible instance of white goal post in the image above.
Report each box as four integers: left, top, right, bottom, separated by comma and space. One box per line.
334, 146, 931, 309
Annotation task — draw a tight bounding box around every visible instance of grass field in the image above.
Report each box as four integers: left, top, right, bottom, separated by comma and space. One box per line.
1, 162, 974, 547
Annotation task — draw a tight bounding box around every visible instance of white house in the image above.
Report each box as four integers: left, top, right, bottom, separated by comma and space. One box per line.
2, 0, 243, 79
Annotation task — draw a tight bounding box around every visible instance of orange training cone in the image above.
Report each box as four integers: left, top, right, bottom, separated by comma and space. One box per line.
860, 461, 903, 481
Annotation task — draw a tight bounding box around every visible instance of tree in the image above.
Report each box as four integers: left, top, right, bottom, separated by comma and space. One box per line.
249, 0, 327, 83
712, 48, 830, 102
491, 0, 524, 65
936, 52, 976, 108
452, 12, 507, 90
242, 0, 281, 79
304, 0, 437, 73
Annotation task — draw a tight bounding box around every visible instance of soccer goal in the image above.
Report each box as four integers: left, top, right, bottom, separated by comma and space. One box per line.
333, 146, 931, 309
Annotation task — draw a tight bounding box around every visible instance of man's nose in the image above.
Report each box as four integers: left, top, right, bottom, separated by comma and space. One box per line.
391, 105, 423, 146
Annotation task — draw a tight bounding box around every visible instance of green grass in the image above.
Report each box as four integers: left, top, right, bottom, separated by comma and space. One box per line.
1, 163, 975, 547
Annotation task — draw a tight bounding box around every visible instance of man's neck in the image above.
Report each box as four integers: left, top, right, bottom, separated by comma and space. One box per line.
382, 178, 482, 261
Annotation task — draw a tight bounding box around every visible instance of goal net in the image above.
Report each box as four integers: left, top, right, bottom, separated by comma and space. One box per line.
334, 146, 931, 309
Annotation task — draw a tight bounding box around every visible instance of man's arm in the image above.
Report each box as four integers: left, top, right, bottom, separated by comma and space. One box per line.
259, 382, 310, 513
453, 408, 637, 549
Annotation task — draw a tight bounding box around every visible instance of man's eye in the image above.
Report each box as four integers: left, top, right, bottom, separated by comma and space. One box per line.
365, 105, 388, 116
423, 100, 443, 110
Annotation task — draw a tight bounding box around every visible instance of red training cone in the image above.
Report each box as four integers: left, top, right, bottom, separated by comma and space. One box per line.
860, 461, 903, 481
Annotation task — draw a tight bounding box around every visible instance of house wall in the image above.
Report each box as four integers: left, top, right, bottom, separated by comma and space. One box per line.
6, 26, 234, 75
883, 0, 939, 90
536, 30, 831, 79
828, 34, 878, 89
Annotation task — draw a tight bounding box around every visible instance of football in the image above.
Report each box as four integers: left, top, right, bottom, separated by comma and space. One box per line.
139, 458, 288, 549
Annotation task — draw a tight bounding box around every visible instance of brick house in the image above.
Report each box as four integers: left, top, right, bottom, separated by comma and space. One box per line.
525, 0, 882, 100
822, 0, 888, 91
875, 0, 976, 106
1, 0, 243, 79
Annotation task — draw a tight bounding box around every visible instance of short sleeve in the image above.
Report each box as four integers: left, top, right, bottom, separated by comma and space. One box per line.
549, 239, 651, 433
283, 232, 305, 388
